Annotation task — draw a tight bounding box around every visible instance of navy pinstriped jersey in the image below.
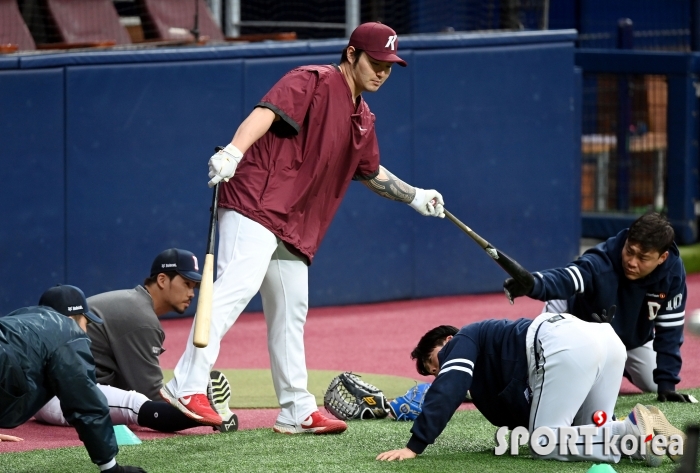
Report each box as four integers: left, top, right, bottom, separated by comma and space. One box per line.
407, 318, 532, 455
528, 229, 686, 392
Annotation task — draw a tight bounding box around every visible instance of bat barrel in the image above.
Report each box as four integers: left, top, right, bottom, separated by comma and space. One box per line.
192, 253, 214, 348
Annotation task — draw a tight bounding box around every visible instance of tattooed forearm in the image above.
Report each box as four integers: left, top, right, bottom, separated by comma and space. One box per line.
363, 166, 416, 203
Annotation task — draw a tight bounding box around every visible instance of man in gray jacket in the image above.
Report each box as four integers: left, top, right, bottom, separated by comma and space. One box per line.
87, 248, 236, 429
87, 248, 201, 401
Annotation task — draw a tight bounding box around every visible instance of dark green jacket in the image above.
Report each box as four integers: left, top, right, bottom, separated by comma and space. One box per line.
0, 306, 118, 466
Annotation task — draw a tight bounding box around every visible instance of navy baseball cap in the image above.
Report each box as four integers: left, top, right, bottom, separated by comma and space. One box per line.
150, 248, 202, 282
348, 22, 407, 67
39, 285, 103, 325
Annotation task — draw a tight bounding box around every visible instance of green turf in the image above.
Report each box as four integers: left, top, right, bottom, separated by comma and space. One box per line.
3, 390, 698, 473
679, 242, 700, 274
162, 369, 421, 408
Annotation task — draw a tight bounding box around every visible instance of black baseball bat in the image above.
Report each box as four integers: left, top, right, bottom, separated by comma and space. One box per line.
443, 209, 533, 305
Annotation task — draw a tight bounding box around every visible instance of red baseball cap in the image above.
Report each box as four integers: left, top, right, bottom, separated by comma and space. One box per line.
348, 22, 407, 67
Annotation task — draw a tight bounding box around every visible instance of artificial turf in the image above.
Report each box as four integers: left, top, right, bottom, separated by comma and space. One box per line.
2, 390, 698, 473
162, 369, 422, 409
680, 243, 700, 274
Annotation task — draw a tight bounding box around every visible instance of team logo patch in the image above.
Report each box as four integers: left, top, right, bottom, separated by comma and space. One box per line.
385, 35, 397, 50
152, 346, 161, 355
647, 301, 661, 320
192, 255, 199, 271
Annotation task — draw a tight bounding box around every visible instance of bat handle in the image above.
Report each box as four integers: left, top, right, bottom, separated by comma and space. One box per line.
443, 209, 491, 250
205, 145, 225, 255
504, 287, 514, 305
206, 184, 220, 255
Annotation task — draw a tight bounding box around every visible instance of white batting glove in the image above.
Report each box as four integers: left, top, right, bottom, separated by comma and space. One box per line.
207, 144, 243, 188
409, 188, 445, 218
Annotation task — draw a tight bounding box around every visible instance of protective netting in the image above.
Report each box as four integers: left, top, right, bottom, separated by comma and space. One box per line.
4, 2, 690, 55
575, 1, 691, 51
581, 73, 668, 215
2, 0, 549, 53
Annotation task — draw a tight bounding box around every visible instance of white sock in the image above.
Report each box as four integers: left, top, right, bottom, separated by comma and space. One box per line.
612, 413, 641, 439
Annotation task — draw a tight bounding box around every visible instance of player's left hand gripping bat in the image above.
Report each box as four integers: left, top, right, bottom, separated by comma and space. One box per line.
443, 209, 534, 304
193, 147, 223, 348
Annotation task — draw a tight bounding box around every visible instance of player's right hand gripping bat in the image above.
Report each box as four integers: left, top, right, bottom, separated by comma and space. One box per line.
443, 209, 534, 304
192, 147, 224, 348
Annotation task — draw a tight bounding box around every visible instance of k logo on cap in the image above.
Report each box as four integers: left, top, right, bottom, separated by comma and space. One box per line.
348, 22, 407, 67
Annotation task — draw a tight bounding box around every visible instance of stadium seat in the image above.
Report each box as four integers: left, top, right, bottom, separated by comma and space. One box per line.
0, 0, 36, 51
138, 0, 224, 42
43, 0, 131, 47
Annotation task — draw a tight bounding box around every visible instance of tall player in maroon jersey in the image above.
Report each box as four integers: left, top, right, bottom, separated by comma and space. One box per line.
160, 22, 446, 434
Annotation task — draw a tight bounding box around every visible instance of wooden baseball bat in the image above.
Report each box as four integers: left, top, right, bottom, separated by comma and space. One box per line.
443, 209, 533, 304
192, 147, 224, 348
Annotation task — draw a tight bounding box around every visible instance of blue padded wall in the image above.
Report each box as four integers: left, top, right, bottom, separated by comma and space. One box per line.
411, 43, 579, 297
64, 61, 244, 297
0, 31, 579, 315
0, 69, 65, 313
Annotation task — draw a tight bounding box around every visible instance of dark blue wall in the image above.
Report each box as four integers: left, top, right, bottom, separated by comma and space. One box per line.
411, 43, 579, 297
0, 31, 579, 314
0, 69, 65, 310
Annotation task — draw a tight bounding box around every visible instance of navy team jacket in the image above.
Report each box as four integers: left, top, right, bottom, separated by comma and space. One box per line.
528, 229, 686, 392
407, 318, 532, 455
0, 307, 118, 466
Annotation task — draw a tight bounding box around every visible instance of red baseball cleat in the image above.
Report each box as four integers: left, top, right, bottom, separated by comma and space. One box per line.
273, 411, 347, 435
159, 385, 222, 427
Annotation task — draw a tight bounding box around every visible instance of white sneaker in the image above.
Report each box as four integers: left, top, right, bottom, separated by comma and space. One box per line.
645, 405, 686, 463
208, 370, 238, 432
625, 404, 664, 467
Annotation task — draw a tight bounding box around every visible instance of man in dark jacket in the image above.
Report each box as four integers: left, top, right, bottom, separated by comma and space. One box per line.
504, 212, 692, 402
377, 313, 684, 466
0, 284, 145, 473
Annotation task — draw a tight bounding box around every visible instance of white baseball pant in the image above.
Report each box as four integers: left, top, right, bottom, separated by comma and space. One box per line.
34, 384, 147, 426
166, 209, 317, 426
527, 312, 628, 462
543, 300, 657, 392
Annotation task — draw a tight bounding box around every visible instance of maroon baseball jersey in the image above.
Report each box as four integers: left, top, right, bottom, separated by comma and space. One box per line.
219, 65, 381, 262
